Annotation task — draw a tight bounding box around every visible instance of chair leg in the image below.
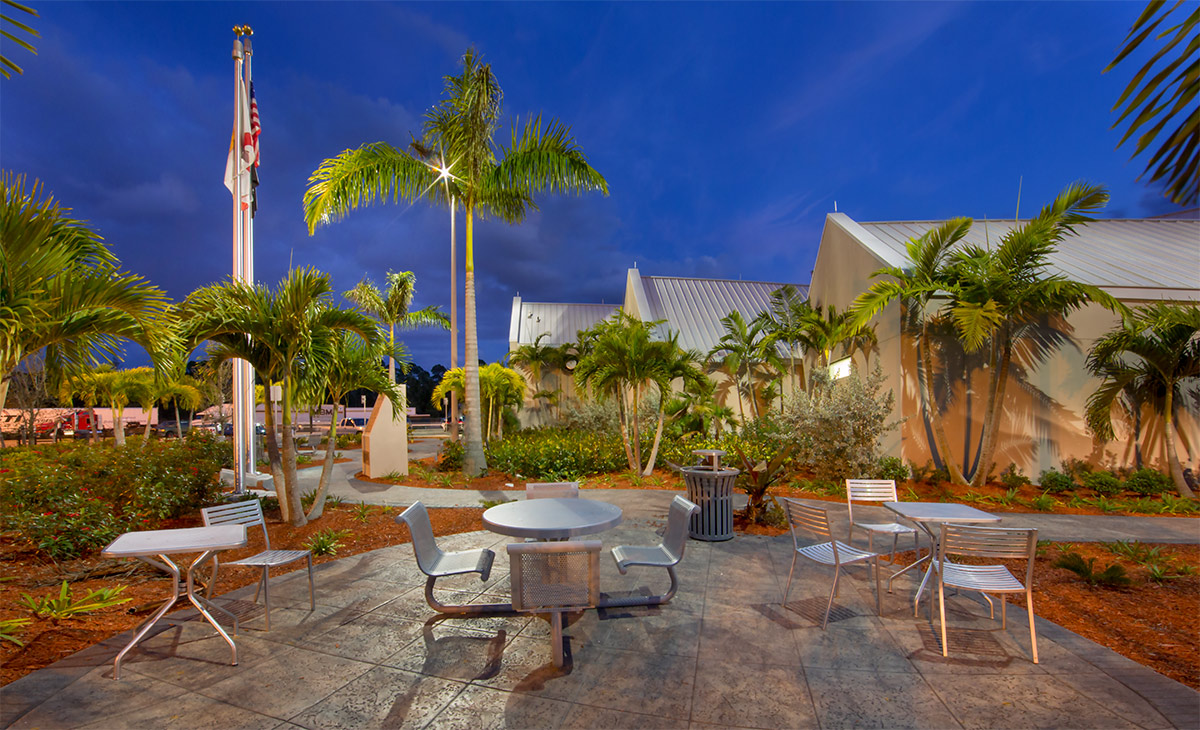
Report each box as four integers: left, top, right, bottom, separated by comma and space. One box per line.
890, 532, 899, 562
822, 566, 840, 629
783, 551, 798, 607
1000, 594, 1007, 629
1026, 590, 1038, 664
873, 557, 881, 616
206, 556, 220, 600
937, 576, 949, 657
306, 554, 315, 612
261, 566, 271, 632
550, 611, 565, 668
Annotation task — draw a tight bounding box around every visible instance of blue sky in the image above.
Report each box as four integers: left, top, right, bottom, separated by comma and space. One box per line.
1, 1, 1185, 371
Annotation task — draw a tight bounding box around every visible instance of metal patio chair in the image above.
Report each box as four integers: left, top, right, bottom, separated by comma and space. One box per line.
606, 495, 699, 607
934, 523, 1039, 663
525, 481, 580, 499
508, 540, 601, 668
201, 499, 313, 631
396, 501, 509, 615
781, 497, 882, 629
845, 479, 919, 560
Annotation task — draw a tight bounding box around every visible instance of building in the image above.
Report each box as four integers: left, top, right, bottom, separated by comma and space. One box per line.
809, 212, 1200, 479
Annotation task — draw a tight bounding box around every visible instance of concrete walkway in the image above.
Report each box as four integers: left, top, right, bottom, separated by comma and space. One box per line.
312, 447, 1200, 544
4, 490, 1197, 729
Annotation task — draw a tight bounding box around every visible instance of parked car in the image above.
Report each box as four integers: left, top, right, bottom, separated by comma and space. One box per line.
220, 422, 266, 436
154, 420, 191, 437
337, 417, 367, 432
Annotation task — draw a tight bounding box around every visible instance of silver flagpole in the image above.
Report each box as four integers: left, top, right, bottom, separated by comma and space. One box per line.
241, 30, 257, 476
231, 31, 249, 494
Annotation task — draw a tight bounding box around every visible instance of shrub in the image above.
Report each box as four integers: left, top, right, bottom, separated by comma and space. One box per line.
485, 428, 626, 480
1082, 470, 1122, 496
1059, 457, 1092, 483
1030, 493, 1057, 511
782, 365, 898, 484
876, 456, 909, 482
1053, 552, 1131, 587
305, 528, 349, 556
999, 463, 1031, 490
1038, 469, 1076, 494
911, 461, 951, 485
1125, 468, 1173, 496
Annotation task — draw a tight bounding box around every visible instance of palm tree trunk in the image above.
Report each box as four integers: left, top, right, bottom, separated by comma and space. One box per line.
733, 369, 746, 424
617, 388, 636, 472
388, 324, 396, 385
141, 407, 154, 448
631, 387, 643, 471
462, 207, 486, 476
89, 404, 98, 444
0, 379, 7, 447
262, 396, 288, 522
920, 323, 967, 485
970, 333, 1012, 489
281, 380, 306, 527
305, 417, 340, 520
1162, 390, 1196, 498
642, 401, 667, 477
113, 404, 126, 447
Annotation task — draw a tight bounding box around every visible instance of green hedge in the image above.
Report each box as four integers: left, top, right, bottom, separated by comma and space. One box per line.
0, 433, 229, 559
485, 429, 628, 480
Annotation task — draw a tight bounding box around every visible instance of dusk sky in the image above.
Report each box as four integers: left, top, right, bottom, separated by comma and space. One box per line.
2, 1, 1187, 372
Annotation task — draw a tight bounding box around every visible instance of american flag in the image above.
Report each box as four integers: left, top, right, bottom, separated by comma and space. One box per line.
249, 82, 260, 166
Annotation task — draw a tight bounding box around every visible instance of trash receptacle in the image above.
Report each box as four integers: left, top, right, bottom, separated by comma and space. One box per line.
681, 449, 739, 541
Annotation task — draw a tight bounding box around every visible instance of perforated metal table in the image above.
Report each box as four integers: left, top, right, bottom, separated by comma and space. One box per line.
483, 497, 622, 540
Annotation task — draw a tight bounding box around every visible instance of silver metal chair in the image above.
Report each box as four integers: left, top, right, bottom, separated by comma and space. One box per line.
781, 497, 882, 628
201, 499, 313, 631
606, 495, 699, 607
525, 482, 580, 499
507, 540, 601, 668
396, 502, 508, 615
845, 479, 919, 560
934, 523, 1039, 663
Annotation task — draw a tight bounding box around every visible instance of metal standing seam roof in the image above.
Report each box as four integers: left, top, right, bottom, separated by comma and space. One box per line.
853, 218, 1200, 298
512, 301, 618, 346
638, 276, 810, 354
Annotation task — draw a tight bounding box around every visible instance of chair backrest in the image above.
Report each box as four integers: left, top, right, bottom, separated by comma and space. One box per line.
202, 499, 270, 550
396, 502, 445, 576
845, 479, 898, 523
662, 495, 700, 561
507, 540, 600, 612
781, 498, 833, 547
939, 524, 1038, 582
526, 482, 580, 500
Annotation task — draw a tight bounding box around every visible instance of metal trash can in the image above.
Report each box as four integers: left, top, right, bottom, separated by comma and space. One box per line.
681, 450, 738, 541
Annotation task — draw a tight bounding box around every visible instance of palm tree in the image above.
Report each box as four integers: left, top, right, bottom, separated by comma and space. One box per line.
126, 368, 202, 447
300, 330, 405, 519
1, 173, 167, 412
181, 267, 378, 526
1104, 0, 1198, 207
942, 182, 1122, 488
707, 310, 778, 422
58, 366, 104, 445
639, 334, 706, 476
852, 218, 974, 485
1, 0, 38, 80
509, 332, 563, 422
756, 285, 813, 396
803, 304, 878, 370
304, 47, 608, 476
344, 270, 448, 384
432, 363, 526, 442
85, 367, 143, 447
1086, 303, 1198, 498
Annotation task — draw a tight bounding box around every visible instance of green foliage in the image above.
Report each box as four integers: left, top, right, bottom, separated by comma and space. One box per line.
1053, 552, 1132, 587
351, 502, 373, 524
910, 461, 951, 485
782, 364, 897, 484
761, 498, 787, 529
1087, 495, 1122, 514
1160, 494, 1200, 515
0, 617, 30, 646
0, 435, 228, 559
485, 428, 627, 480
794, 478, 844, 498
1122, 496, 1165, 514
479, 497, 515, 508
438, 440, 464, 472
999, 463, 1031, 490
20, 581, 130, 620
729, 418, 795, 523
1059, 457, 1092, 483
993, 487, 1024, 507
1125, 468, 1173, 496
305, 528, 350, 556
876, 456, 909, 482
1104, 540, 1161, 563
1082, 470, 1123, 496
1030, 493, 1057, 512
1038, 469, 1076, 494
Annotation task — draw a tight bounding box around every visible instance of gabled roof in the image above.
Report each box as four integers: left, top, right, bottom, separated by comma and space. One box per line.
831, 213, 1200, 301
630, 273, 809, 354
509, 297, 618, 347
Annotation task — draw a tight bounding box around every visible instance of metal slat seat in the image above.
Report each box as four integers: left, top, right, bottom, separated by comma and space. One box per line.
201, 500, 313, 631
934, 523, 1039, 664
846, 479, 919, 560
781, 498, 882, 628
526, 482, 580, 499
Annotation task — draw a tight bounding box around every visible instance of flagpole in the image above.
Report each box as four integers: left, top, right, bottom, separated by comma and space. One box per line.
230, 30, 251, 494
241, 31, 257, 475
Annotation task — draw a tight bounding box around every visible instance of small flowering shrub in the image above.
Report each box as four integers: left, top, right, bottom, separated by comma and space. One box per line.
485, 429, 628, 480
0, 433, 229, 559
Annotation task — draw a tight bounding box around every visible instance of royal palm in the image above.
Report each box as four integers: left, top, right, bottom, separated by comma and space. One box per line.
304, 48, 607, 475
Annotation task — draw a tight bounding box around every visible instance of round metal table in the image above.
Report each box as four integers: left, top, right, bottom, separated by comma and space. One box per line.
483, 497, 622, 540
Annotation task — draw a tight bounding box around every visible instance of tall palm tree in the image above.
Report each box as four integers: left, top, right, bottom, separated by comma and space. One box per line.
304, 48, 608, 476
126, 368, 201, 447
344, 270, 448, 383
1104, 0, 1198, 207
181, 267, 378, 526
943, 182, 1122, 488
300, 330, 406, 519
1, 173, 167, 411
756, 284, 813, 396
852, 218, 973, 484
1086, 303, 1198, 498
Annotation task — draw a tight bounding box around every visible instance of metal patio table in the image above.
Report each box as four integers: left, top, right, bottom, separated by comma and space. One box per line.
483, 497, 622, 541
101, 524, 247, 679
882, 501, 1001, 615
